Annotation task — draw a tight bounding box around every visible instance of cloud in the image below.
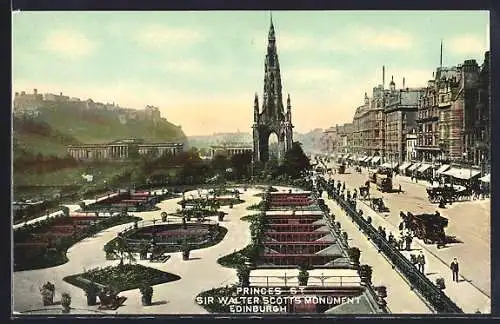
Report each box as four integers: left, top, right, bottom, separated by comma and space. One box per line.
447, 34, 489, 55
284, 67, 341, 87
320, 27, 414, 53
41, 30, 95, 58
162, 59, 205, 74
253, 26, 414, 56
354, 27, 413, 51
135, 25, 205, 49
249, 31, 314, 53
276, 33, 312, 52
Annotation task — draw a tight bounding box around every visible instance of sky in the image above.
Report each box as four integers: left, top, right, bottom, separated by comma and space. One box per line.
12, 11, 489, 136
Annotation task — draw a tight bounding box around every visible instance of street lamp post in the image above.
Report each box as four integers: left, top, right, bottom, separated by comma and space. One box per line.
463, 152, 472, 191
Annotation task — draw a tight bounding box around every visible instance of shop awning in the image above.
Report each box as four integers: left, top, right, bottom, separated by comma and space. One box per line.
417, 164, 432, 173
365, 157, 373, 162
371, 156, 381, 163
358, 156, 366, 161
435, 164, 450, 174
380, 162, 392, 168
398, 162, 412, 171
408, 163, 421, 172
479, 174, 490, 183
345, 154, 352, 159
442, 168, 481, 180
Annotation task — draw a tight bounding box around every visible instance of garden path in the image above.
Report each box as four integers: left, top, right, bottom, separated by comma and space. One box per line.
13, 187, 265, 314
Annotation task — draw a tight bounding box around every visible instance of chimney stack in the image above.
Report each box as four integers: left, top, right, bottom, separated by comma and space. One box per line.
382, 65, 385, 89
402, 77, 405, 88
439, 39, 444, 70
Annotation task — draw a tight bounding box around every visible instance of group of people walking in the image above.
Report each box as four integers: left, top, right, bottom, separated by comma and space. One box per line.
318, 162, 462, 286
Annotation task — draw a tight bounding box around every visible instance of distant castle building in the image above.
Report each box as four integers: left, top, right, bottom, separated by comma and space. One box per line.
13, 89, 163, 124
13, 89, 43, 118
67, 138, 184, 161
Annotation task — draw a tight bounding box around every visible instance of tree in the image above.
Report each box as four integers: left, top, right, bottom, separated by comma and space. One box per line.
231, 152, 252, 179
112, 237, 136, 267
211, 154, 230, 172
282, 142, 311, 179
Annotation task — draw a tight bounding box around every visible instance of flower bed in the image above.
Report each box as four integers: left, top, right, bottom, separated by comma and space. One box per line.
240, 213, 260, 222
14, 214, 142, 272
196, 285, 239, 313
105, 225, 228, 254
178, 197, 244, 207
217, 244, 255, 268
63, 264, 181, 293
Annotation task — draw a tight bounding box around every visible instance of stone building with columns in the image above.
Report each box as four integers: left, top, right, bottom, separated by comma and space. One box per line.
210, 143, 253, 159
67, 138, 183, 161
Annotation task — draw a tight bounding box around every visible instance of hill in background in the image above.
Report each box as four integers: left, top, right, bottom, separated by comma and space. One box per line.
38, 101, 186, 145
13, 101, 187, 159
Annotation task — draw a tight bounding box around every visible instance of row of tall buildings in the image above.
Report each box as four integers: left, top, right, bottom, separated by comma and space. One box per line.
13, 89, 162, 124
321, 51, 490, 175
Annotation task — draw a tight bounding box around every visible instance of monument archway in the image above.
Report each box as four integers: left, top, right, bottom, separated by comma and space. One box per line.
252, 16, 293, 163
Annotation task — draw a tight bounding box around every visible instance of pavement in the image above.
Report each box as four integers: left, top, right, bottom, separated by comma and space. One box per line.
323, 192, 432, 314
324, 163, 491, 313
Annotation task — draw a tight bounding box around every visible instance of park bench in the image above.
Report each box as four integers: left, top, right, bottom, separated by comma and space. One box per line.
74, 276, 127, 310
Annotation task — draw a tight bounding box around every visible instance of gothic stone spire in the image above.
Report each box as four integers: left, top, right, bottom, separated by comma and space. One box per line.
262, 16, 284, 121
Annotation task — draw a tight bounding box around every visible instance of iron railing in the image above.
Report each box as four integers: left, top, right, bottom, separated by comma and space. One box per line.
321, 181, 463, 314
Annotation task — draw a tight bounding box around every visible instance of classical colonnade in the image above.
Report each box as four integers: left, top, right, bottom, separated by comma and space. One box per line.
68, 143, 183, 161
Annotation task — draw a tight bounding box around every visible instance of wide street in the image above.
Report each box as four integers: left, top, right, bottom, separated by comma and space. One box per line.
323, 161, 490, 311
13, 175, 490, 315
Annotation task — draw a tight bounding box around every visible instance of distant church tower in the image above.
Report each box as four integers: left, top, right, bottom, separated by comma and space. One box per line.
252, 15, 294, 163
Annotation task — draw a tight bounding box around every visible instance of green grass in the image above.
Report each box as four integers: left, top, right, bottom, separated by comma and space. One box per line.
240, 213, 260, 221
217, 245, 254, 269
13, 164, 131, 187
196, 286, 239, 313
38, 104, 186, 145
63, 264, 181, 292
14, 133, 74, 158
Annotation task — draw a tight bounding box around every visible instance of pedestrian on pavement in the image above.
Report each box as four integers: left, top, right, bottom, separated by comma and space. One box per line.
399, 184, 402, 194
450, 258, 459, 282
405, 234, 412, 251
417, 251, 426, 273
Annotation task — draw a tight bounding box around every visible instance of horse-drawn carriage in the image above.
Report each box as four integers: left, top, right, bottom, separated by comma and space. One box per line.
400, 211, 448, 244
368, 170, 378, 184
358, 186, 369, 199
375, 175, 393, 193
426, 184, 471, 203
370, 197, 389, 212
338, 164, 346, 174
